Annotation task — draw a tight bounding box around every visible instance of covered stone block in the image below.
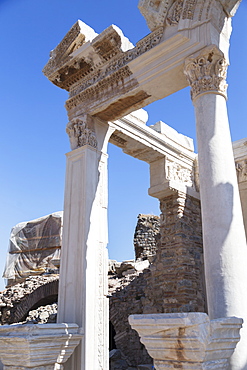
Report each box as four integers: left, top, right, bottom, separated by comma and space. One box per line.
129, 312, 243, 370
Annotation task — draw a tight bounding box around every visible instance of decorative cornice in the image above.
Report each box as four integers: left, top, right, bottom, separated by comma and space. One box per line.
44, 24, 163, 93
66, 116, 97, 150
43, 22, 90, 79
66, 66, 138, 112
184, 45, 228, 101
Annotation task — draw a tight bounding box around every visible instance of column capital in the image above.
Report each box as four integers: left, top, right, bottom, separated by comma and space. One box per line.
184, 45, 228, 102
66, 114, 98, 150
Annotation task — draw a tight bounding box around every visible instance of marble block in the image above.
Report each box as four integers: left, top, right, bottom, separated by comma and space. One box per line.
0, 323, 83, 370
129, 312, 243, 370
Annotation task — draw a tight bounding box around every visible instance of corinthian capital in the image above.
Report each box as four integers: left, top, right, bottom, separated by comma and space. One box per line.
66, 115, 98, 150
184, 45, 228, 101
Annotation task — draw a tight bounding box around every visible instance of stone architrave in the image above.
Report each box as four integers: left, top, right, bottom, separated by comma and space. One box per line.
0, 323, 82, 370
184, 45, 247, 370
129, 313, 243, 370
57, 113, 115, 370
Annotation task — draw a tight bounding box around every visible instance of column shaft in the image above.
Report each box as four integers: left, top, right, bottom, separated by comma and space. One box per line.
57, 116, 112, 370
185, 45, 247, 369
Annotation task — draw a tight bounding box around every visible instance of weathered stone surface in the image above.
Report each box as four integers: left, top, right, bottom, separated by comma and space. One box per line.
129, 313, 243, 370
0, 275, 58, 325
144, 192, 205, 314
134, 214, 160, 261
0, 323, 82, 369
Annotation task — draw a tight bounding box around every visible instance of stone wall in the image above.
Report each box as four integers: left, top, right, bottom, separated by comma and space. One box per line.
134, 214, 160, 261
109, 191, 205, 367
144, 192, 206, 314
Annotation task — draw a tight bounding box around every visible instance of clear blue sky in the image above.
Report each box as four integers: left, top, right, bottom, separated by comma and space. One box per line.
0, 1, 246, 292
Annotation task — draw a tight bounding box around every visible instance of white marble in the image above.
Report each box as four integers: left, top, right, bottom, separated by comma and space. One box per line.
0, 323, 82, 370
58, 115, 114, 370
129, 313, 243, 370
184, 45, 247, 370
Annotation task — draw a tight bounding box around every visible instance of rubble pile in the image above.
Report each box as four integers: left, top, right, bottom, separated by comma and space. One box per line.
0, 275, 58, 324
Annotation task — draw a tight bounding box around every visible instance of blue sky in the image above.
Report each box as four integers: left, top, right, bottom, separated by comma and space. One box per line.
0, 0, 246, 291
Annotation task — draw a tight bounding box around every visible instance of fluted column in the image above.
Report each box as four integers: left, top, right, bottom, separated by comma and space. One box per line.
184, 45, 247, 370
57, 114, 114, 370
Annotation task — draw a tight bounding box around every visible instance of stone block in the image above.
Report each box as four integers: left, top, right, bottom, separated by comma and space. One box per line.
129, 313, 243, 370
0, 323, 83, 369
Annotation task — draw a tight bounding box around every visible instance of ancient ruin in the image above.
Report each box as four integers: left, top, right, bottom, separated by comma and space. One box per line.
0, 0, 246, 369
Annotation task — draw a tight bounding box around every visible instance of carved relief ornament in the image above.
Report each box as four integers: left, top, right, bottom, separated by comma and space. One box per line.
236, 160, 247, 183
184, 45, 228, 101
66, 117, 97, 150
166, 159, 194, 187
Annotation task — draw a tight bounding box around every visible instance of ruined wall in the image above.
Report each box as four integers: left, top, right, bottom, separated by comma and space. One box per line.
109, 192, 205, 367
0, 275, 58, 325
134, 214, 160, 261
144, 192, 205, 314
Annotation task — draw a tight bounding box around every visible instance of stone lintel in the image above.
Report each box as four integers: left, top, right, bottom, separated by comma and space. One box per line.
44, 18, 224, 122
148, 152, 199, 200
148, 180, 199, 200
110, 112, 196, 165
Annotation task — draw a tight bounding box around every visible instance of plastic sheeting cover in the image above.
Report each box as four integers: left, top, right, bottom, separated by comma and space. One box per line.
3, 212, 63, 286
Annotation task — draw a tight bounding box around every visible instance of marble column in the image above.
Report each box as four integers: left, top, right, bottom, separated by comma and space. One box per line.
184, 45, 247, 370
57, 114, 114, 370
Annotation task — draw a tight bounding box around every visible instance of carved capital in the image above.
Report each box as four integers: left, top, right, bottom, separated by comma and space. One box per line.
184, 45, 228, 101
66, 115, 97, 150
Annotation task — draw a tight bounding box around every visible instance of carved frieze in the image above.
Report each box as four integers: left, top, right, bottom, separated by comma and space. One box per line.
166, 159, 194, 187
138, 0, 173, 30
182, 0, 197, 20
68, 27, 163, 98
66, 116, 97, 150
236, 160, 247, 183
138, 0, 235, 33
167, 0, 184, 25
184, 45, 228, 101
66, 66, 138, 112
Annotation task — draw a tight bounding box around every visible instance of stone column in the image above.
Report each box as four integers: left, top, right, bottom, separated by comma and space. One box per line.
184, 45, 247, 370
57, 114, 114, 370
